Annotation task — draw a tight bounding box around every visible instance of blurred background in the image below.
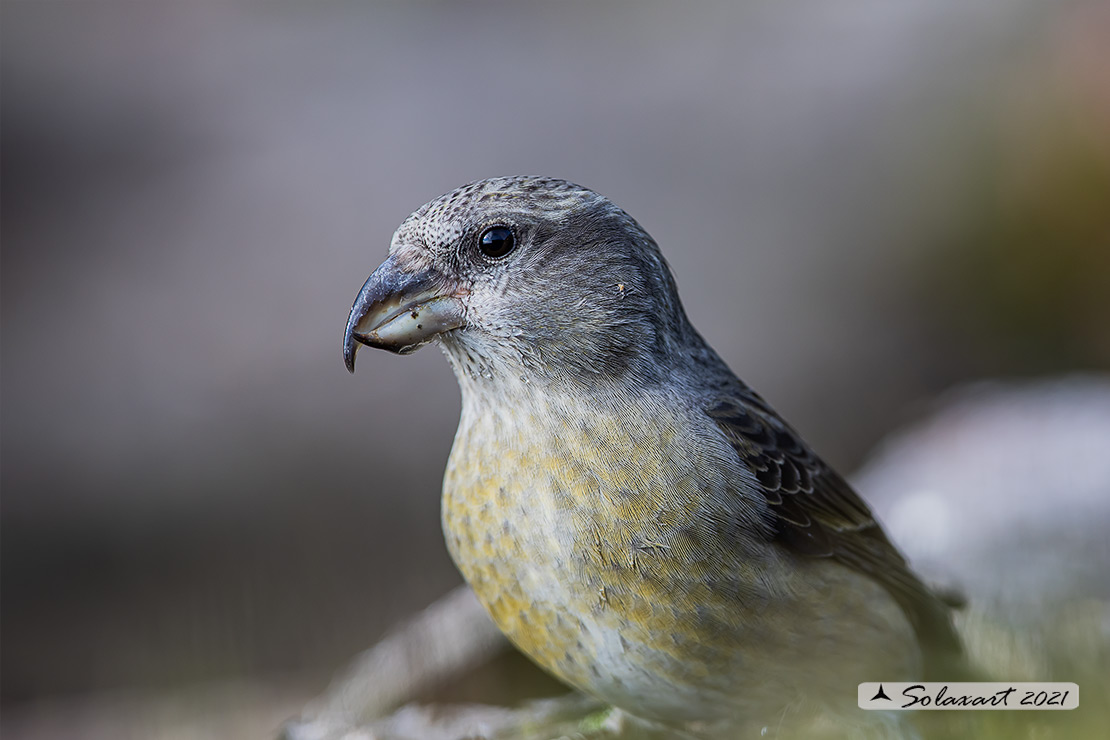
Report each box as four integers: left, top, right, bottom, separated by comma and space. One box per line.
3, 1, 1109, 738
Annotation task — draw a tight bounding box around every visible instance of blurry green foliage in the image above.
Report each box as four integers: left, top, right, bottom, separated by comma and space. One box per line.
930, 59, 1110, 374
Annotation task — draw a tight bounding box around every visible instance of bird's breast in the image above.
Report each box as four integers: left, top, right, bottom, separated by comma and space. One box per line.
439, 389, 784, 718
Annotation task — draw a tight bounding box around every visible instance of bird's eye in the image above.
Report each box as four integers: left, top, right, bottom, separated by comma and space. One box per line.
478, 226, 515, 259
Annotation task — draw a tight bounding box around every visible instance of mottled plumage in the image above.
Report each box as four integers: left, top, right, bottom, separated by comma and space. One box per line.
343, 176, 961, 736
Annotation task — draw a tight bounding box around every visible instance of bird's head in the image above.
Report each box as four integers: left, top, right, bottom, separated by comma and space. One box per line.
343, 176, 694, 389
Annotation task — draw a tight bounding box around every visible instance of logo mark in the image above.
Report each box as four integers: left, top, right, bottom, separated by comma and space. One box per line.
858, 682, 1079, 710
870, 684, 892, 701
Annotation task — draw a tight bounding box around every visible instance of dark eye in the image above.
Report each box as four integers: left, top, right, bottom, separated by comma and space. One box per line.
478, 225, 515, 259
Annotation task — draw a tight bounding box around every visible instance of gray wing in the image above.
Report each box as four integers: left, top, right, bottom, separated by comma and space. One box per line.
705, 390, 963, 673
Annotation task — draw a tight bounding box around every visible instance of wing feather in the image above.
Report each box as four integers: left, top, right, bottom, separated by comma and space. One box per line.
706, 392, 963, 671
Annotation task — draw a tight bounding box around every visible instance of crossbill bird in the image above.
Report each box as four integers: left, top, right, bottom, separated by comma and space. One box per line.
342, 177, 961, 736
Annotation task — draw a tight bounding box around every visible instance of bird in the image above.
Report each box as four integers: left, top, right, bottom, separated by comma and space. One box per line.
342, 176, 962, 737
